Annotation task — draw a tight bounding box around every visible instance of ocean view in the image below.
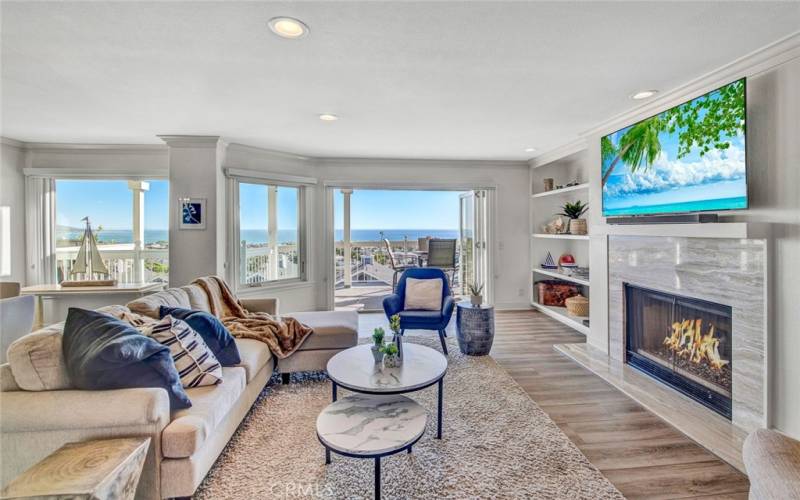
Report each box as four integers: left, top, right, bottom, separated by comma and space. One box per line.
57, 228, 460, 245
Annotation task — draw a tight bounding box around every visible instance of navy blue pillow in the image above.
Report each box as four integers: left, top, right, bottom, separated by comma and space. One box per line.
62, 308, 192, 410
159, 306, 241, 366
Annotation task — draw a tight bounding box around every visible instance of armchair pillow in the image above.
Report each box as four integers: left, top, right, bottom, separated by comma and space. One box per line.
141, 315, 223, 388
404, 277, 443, 311
62, 308, 192, 410
159, 306, 241, 366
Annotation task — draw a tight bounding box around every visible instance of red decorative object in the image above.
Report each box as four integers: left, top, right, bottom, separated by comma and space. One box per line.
559, 253, 577, 268
536, 280, 581, 306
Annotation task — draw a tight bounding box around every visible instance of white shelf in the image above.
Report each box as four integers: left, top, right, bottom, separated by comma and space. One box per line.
593, 222, 770, 239
531, 302, 590, 335
532, 233, 589, 240
533, 268, 590, 287
531, 183, 589, 199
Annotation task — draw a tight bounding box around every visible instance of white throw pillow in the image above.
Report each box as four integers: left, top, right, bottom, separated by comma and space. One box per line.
141, 316, 223, 388
7, 324, 72, 391
404, 278, 444, 311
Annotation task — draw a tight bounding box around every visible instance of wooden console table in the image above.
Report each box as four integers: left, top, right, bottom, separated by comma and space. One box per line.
0, 437, 150, 500
21, 282, 165, 328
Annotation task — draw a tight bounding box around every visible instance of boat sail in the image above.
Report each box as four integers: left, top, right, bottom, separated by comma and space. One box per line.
61, 217, 116, 287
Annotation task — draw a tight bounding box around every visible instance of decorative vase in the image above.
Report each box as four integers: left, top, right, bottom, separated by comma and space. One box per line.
383, 353, 401, 368
470, 295, 483, 307
543, 178, 554, 191
392, 333, 404, 360
569, 218, 588, 235
371, 345, 384, 364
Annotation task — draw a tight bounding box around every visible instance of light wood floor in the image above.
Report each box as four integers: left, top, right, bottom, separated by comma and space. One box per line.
359, 310, 750, 499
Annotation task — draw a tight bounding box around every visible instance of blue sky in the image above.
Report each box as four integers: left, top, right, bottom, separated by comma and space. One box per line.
56, 179, 169, 230
239, 183, 298, 230
334, 190, 462, 230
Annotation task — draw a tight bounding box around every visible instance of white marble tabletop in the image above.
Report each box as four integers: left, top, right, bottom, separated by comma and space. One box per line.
327, 344, 447, 393
316, 394, 427, 456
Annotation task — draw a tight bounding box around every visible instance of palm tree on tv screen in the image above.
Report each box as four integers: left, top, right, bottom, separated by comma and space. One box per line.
601, 80, 745, 187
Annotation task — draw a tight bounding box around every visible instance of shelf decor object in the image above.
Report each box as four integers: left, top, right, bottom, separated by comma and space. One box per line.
565, 295, 589, 317
541, 252, 557, 270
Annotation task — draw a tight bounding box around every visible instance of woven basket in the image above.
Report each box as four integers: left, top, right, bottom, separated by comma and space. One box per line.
569, 219, 588, 235
565, 295, 589, 317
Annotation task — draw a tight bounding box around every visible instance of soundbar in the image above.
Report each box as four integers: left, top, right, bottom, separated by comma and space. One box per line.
607, 213, 720, 225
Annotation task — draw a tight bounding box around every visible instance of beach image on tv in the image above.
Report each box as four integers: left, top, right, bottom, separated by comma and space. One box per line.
602, 79, 746, 217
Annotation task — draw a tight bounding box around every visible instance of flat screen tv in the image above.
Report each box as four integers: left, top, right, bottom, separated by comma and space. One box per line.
602, 79, 747, 218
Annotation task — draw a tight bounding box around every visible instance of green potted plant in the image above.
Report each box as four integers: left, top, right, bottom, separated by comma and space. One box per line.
381, 342, 401, 368
469, 282, 484, 307
371, 327, 385, 364
389, 314, 403, 359
557, 200, 589, 235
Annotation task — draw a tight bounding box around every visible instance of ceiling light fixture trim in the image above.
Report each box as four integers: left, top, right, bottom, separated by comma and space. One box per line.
630, 90, 659, 100
319, 113, 339, 121
268, 17, 309, 39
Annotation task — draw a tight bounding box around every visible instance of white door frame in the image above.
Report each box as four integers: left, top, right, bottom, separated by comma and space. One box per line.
322, 181, 497, 311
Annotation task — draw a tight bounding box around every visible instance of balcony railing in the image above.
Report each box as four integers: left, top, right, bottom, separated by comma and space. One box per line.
240, 243, 299, 285
56, 245, 169, 284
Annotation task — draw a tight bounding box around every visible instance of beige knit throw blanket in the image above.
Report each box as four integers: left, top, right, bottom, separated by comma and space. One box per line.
192, 276, 313, 359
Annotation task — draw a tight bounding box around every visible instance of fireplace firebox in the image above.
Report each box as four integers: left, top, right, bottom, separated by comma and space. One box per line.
625, 284, 732, 418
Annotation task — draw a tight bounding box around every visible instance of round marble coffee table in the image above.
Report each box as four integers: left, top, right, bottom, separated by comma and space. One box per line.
316, 394, 427, 500
326, 343, 448, 438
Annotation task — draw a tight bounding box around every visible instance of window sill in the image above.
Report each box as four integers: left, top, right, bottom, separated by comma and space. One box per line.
236, 280, 316, 297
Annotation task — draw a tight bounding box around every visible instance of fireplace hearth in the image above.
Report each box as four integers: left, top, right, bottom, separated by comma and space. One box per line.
625, 283, 732, 418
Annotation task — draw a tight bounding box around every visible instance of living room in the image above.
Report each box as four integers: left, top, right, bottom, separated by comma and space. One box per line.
0, 2, 798, 499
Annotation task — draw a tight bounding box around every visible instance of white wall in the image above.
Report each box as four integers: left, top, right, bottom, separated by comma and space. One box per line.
0, 139, 27, 285
583, 55, 800, 438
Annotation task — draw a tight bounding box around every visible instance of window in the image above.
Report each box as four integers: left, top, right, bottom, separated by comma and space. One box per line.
55, 179, 169, 284
237, 181, 304, 286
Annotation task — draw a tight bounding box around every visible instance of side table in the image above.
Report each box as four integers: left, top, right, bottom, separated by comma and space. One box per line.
455, 302, 495, 355
0, 437, 150, 500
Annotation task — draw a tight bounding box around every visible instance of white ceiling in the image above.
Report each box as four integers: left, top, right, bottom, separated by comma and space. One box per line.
2, 1, 798, 160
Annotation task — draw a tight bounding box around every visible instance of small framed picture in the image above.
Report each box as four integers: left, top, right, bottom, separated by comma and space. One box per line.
179, 198, 206, 230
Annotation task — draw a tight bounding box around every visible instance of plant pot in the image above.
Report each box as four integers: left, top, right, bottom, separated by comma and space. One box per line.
371, 345, 384, 364
569, 218, 588, 235
392, 333, 404, 360
383, 353, 401, 368
470, 295, 483, 307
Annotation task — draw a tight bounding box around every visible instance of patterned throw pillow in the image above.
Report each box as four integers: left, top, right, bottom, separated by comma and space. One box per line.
141, 316, 223, 388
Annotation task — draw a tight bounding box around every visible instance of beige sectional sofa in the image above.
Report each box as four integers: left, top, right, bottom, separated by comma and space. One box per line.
0, 284, 358, 499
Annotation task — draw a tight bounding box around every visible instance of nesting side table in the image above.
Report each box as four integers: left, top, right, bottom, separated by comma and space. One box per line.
455, 302, 495, 355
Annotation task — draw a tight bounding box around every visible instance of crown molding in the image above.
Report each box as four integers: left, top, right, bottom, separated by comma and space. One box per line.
24, 143, 167, 155
528, 138, 587, 168
583, 30, 800, 138
317, 156, 528, 169
1, 137, 25, 149
157, 135, 222, 148
225, 142, 311, 162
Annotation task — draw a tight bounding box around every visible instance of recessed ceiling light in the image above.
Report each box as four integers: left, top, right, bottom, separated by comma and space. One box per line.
525, 147, 537, 153
319, 113, 339, 122
268, 17, 309, 39
631, 90, 658, 100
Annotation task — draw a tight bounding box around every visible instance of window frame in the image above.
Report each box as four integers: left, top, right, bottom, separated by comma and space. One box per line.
228, 176, 308, 290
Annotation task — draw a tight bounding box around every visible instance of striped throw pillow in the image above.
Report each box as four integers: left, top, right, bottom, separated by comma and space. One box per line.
141, 316, 223, 388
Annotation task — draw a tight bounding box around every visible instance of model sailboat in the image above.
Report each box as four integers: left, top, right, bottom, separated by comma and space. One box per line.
60, 217, 117, 287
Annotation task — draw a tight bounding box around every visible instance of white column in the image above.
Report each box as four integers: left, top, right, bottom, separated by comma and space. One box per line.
128, 180, 150, 283
341, 189, 353, 288
268, 185, 278, 280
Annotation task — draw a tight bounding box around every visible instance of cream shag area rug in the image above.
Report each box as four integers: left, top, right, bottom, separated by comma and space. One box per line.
195, 335, 624, 499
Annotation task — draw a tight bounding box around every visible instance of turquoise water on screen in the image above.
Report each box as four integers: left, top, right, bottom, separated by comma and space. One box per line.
603, 196, 747, 217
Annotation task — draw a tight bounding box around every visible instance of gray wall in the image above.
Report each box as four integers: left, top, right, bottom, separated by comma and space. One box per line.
0, 141, 27, 285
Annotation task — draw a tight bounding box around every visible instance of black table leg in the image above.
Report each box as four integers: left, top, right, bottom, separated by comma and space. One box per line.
374, 457, 381, 500
437, 378, 443, 439
407, 445, 412, 454
325, 448, 331, 465
332, 381, 338, 402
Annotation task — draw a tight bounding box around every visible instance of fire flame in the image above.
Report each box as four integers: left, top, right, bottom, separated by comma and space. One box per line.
663, 319, 730, 371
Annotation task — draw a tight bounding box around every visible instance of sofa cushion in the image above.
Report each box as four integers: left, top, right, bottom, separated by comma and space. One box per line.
62, 308, 192, 410
159, 307, 241, 366
179, 284, 213, 314
127, 288, 192, 319
404, 277, 443, 311
234, 338, 272, 383
142, 316, 223, 388
161, 366, 246, 458
286, 311, 358, 351
7, 322, 71, 391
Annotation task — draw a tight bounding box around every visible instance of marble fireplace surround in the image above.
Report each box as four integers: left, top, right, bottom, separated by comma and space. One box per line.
608, 235, 768, 433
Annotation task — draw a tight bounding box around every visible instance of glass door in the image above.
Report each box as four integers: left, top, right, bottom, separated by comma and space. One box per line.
459, 190, 488, 297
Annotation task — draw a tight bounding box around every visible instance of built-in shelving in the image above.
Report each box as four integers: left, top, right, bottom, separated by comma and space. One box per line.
531, 302, 590, 335
593, 222, 770, 239
530, 183, 589, 199
532, 233, 589, 240
533, 268, 590, 287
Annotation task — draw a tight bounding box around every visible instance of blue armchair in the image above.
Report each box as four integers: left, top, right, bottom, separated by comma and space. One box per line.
382, 268, 455, 355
